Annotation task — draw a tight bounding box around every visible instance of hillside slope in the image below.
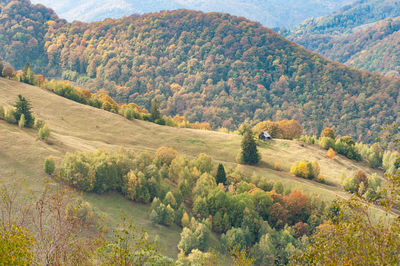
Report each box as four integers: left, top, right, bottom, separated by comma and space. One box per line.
0, 79, 386, 259
286, 0, 400, 76
30, 0, 353, 28
1, 1, 399, 143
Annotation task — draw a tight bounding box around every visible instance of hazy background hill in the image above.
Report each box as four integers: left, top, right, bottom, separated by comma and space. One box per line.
30, 0, 353, 28
1, 0, 399, 143
286, 0, 400, 76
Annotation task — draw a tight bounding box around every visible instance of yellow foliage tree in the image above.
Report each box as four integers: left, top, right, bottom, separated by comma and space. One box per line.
327, 148, 336, 159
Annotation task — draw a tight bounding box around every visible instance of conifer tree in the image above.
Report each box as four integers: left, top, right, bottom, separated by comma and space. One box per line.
215, 163, 227, 185
240, 129, 260, 165
14, 95, 34, 128
150, 99, 161, 122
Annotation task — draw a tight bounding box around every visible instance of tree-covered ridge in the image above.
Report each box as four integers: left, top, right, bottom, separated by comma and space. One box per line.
2, 1, 400, 143
0, 0, 64, 71
288, 0, 400, 37
286, 0, 400, 76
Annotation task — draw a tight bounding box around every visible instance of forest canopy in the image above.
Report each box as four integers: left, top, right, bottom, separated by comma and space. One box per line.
0, 0, 399, 142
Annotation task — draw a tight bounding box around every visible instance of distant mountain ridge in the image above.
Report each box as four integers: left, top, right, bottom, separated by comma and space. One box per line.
30, 0, 353, 28
1, 0, 399, 143
286, 0, 400, 76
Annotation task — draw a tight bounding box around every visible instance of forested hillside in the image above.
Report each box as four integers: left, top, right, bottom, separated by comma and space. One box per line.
286, 0, 400, 76
30, 0, 353, 28
1, 0, 400, 142
0, 0, 64, 70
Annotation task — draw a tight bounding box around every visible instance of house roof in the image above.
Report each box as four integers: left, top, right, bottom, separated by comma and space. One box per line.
260, 131, 271, 138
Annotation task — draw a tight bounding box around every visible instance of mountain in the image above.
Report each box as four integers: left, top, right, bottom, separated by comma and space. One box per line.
30, 0, 354, 28
1, 0, 400, 143
286, 0, 400, 76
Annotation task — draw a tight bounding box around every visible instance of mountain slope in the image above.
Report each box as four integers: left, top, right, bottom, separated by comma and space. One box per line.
286, 0, 400, 76
30, 0, 353, 28
1, 1, 400, 143
0, 77, 384, 208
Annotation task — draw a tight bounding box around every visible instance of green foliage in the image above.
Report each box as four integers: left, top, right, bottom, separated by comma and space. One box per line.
383, 150, 400, 175
150, 99, 161, 122
239, 129, 260, 165
334, 137, 361, 161
193, 153, 213, 174
18, 114, 25, 128
215, 163, 227, 185
319, 137, 335, 150
23, 63, 35, 85
99, 216, 173, 265
178, 220, 210, 255
56, 147, 326, 263
294, 196, 400, 265
44, 156, 56, 175
341, 171, 384, 202
222, 227, 252, 251
299, 135, 317, 144
0, 225, 34, 265
38, 124, 50, 141
356, 143, 383, 169
34, 119, 45, 130
14, 95, 34, 128
4, 108, 17, 124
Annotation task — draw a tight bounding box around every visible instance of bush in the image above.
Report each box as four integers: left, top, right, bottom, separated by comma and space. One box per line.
334, 138, 361, 161
290, 161, 320, 179
18, 114, 25, 128
155, 147, 178, 166
320, 128, 336, 139
5, 108, 17, 124
34, 119, 45, 130
319, 137, 335, 150
178, 220, 210, 255
44, 156, 56, 175
327, 148, 336, 159
38, 125, 50, 141
124, 108, 134, 120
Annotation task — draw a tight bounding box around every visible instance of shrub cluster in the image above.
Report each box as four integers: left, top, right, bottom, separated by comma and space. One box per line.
290, 161, 320, 179
253, 120, 303, 140
57, 147, 327, 264
341, 170, 384, 203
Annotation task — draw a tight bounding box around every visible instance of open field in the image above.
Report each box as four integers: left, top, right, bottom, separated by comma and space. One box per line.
0, 78, 385, 257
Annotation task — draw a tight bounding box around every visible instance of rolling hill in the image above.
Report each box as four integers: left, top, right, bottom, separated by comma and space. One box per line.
286, 0, 400, 76
1, 0, 399, 143
30, 0, 353, 28
0, 78, 387, 258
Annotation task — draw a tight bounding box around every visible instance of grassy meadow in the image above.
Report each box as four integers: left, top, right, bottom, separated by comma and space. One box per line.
0, 78, 385, 257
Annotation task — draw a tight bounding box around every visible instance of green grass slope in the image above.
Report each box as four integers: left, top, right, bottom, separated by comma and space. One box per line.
0, 78, 385, 257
